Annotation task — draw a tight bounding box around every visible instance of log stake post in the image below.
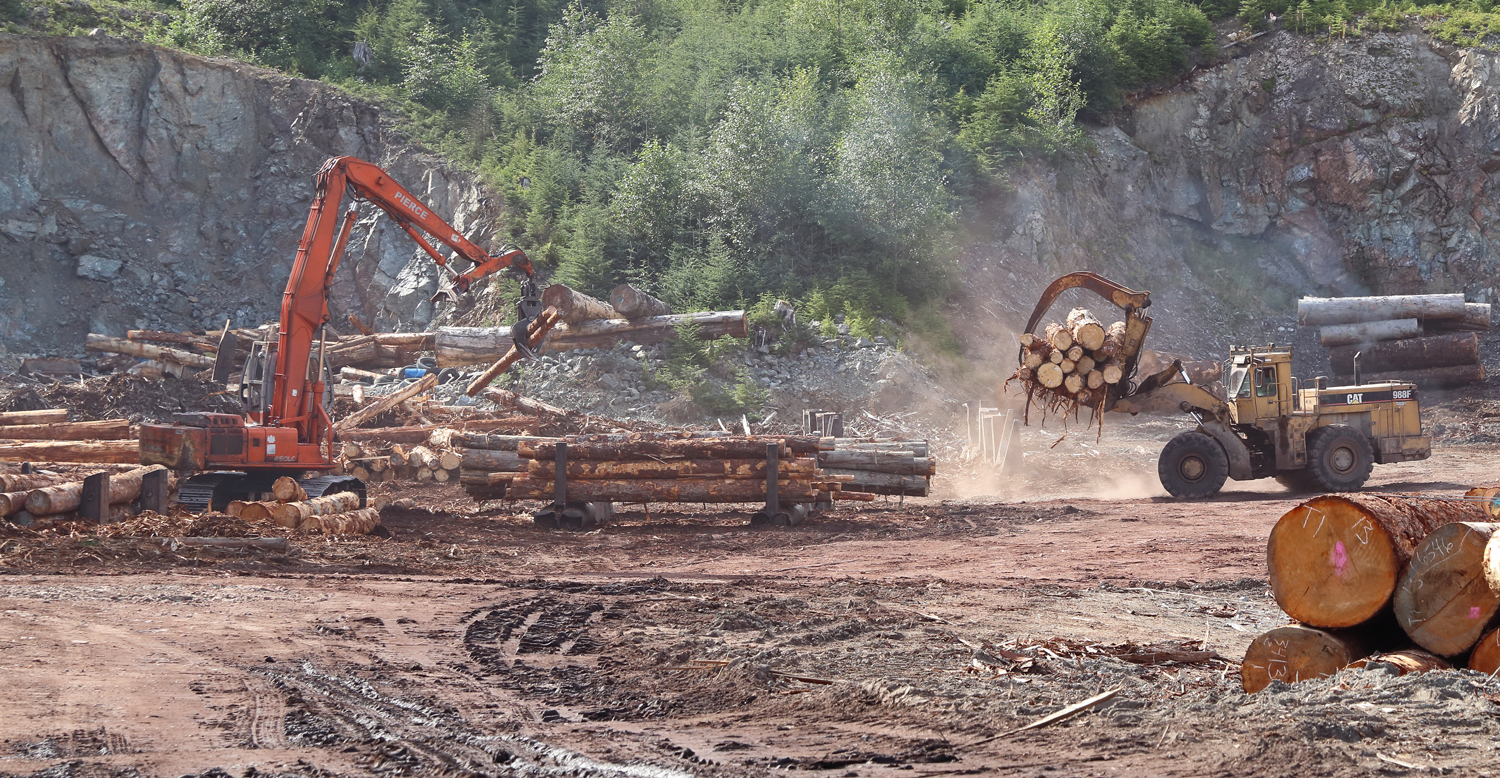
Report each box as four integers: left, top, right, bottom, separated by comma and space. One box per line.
766, 443, 781, 523
1004, 418, 1023, 474
963, 403, 972, 450
995, 409, 1014, 466
555, 442, 568, 509
81, 472, 109, 524
827, 413, 843, 438
19, 462, 31, 475
139, 468, 169, 513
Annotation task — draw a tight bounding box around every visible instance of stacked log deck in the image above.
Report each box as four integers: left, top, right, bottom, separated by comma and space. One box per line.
1297, 294, 1491, 388
451, 431, 933, 505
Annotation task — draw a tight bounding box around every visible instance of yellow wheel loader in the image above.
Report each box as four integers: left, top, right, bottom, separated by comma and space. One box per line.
1023, 273, 1432, 498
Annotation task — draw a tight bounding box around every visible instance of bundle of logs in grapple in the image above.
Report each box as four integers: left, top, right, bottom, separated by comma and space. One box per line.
1238, 489, 1500, 694
448, 431, 934, 504
1011, 307, 1125, 415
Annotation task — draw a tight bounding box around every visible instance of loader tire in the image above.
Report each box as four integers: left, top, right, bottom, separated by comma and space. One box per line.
1158, 431, 1229, 499
1307, 425, 1374, 492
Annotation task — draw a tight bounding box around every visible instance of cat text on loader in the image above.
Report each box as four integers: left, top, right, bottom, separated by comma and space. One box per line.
1024, 273, 1431, 498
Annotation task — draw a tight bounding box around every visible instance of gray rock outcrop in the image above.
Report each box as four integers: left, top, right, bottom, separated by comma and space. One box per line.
0, 34, 498, 355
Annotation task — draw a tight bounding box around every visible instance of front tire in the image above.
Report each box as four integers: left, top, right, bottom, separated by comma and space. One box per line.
1158, 431, 1229, 499
1307, 425, 1374, 492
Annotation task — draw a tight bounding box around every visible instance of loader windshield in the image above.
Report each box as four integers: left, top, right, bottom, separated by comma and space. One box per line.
1228, 366, 1249, 398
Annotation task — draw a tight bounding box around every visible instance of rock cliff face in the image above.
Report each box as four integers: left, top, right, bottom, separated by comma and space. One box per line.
0, 35, 499, 359
953, 31, 1499, 364
3, 32, 1497, 371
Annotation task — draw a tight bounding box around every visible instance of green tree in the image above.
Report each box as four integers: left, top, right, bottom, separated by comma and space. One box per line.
1023, 18, 1086, 153
531, 2, 658, 150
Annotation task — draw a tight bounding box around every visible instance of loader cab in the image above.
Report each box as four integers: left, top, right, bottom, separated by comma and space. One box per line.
1227, 347, 1295, 424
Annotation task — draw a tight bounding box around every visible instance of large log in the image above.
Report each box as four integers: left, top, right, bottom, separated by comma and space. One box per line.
1424, 302, 1492, 332
506, 475, 825, 503
127, 330, 220, 352
0, 472, 68, 492
1392, 522, 1500, 655
302, 507, 382, 535
548, 310, 748, 351
520, 439, 792, 461
335, 373, 439, 431
528, 457, 818, 481
821, 469, 929, 497
1331, 363, 1486, 389
1, 491, 29, 516
0, 410, 68, 426
338, 419, 540, 445
1268, 494, 1492, 628
24, 465, 166, 516
1469, 626, 1500, 674
460, 449, 527, 472
1318, 319, 1422, 347
84, 334, 215, 369
0, 440, 141, 464
1094, 321, 1127, 360
0, 420, 133, 442
833, 439, 929, 456
610, 284, 671, 319
435, 327, 514, 367
1297, 294, 1469, 326
1327, 332, 1479, 374
542, 284, 621, 324
435, 432, 552, 451
1066, 308, 1106, 351
270, 491, 363, 529
1241, 625, 1373, 693
483, 388, 572, 418
326, 334, 433, 369
1346, 649, 1451, 676
272, 476, 309, 503
464, 308, 563, 396
817, 450, 936, 476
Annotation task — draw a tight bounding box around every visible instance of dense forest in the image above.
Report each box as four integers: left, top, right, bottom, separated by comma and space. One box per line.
6, 0, 1497, 340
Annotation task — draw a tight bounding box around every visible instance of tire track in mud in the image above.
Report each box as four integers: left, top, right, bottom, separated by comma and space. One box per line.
259, 660, 703, 777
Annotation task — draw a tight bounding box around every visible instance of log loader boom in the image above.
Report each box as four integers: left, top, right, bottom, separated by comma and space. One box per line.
139, 156, 539, 510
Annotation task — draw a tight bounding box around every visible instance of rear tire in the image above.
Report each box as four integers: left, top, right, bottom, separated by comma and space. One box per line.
1158, 431, 1229, 499
1307, 425, 1374, 492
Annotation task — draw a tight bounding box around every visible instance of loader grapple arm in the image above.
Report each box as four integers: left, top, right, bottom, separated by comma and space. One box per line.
1021, 272, 1153, 411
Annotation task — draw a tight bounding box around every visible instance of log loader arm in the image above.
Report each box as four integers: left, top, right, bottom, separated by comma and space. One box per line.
270, 155, 538, 454
1021, 272, 1153, 412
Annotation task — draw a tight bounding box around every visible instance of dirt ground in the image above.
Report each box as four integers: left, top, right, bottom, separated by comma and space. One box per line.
3, 422, 1500, 777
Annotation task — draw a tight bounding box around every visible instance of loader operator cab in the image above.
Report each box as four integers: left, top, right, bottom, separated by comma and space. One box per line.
1226, 347, 1294, 424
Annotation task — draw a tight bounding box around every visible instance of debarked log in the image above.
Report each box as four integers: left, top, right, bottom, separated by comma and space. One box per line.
520, 439, 791, 461
1297, 294, 1469, 326
527, 457, 819, 480
1318, 319, 1422, 347
0, 440, 141, 464
820, 469, 929, 496
610, 284, 671, 319
25, 465, 166, 516
0, 419, 133, 441
1393, 522, 1500, 656
506, 475, 826, 503
542, 284, 621, 324
0, 410, 68, 426
84, 334, 215, 369
817, 450, 937, 476
1331, 363, 1486, 390
1328, 332, 1480, 374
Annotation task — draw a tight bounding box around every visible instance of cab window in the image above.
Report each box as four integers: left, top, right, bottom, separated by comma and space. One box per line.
1229, 367, 1249, 398
1254, 367, 1278, 397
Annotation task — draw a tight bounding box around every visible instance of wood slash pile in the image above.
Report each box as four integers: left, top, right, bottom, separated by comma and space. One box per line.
1298, 294, 1491, 388
225, 477, 380, 535
1240, 489, 1500, 693
450, 431, 934, 506
1010, 308, 1123, 419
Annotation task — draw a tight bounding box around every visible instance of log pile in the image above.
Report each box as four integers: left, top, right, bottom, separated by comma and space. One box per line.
449, 431, 933, 506
225, 487, 377, 535
1010, 307, 1122, 418
1297, 294, 1491, 388
1, 465, 169, 524
1241, 490, 1500, 693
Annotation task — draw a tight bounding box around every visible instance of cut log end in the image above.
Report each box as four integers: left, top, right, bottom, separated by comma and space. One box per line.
1394, 522, 1500, 656
1241, 625, 1370, 693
